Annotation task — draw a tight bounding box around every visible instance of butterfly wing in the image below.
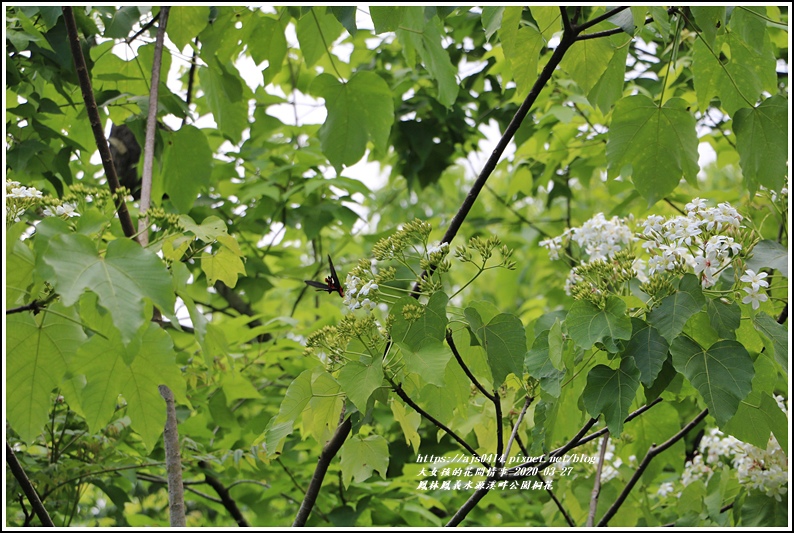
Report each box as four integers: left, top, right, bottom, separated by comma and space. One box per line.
327, 255, 344, 297
304, 280, 332, 292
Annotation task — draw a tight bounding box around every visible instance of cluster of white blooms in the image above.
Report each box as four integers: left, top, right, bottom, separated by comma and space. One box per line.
540, 213, 636, 263
641, 198, 743, 288
6, 179, 44, 223
680, 402, 788, 501
343, 273, 379, 312
6, 179, 79, 223
740, 269, 769, 310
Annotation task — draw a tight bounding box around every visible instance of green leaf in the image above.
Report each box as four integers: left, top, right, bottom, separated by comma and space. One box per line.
524, 331, 565, 398
746, 240, 788, 277
734, 96, 788, 193
198, 58, 248, 143
330, 6, 357, 36
397, 341, 452, 387
481, 6, 504, 42
337, 358, 384, 412
622, 318, 669, 387
249, 16, 287, 84
162, 125, 212, 213
339, 434, 389, 487
67, 320, 185, 452
275, 369, 314, 424
6, 303, 86, 443
670, 337, 754, 427
705, 298, 741, 340
752, 312, 788, 375
606, 95, 699, 205
548, 319, 564, 370
647, 274, 706, 343
690, 7, 725, 47
397, 9, 459, 107
582, 357, 641, 436
314, 71, 395, 172
168, 6, 209, 51
465, 310, 526, 387
739, 491, 789, 527
369, 6, 404, 33
201, 246, 247, 288
103, 6, 140, 39
391, 400, 421, 453
5, 222, 35, 306
530, 7, 561, 42
587, 33, 631, 114
723, 391, 788, 451
693, 33, 776, 117
561, 33, 617, 96
179, 214, 228, 241
296, 7, 344, 67
390, 292, 449, 350
566, 296, 632, 353
507, 26, 544, 97
305, 371, 343, 444
42, 235, 175, 344
221, 371, 261, 403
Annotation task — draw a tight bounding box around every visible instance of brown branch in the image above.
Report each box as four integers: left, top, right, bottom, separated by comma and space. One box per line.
387, 376, 487, 468
182, 36, 200, 128
137, 6, 170, 247
61, 7, 137, 240
596, 409, 709, 526
159, 384, 186, 527
201, 469, 250, 527
7, 442, 55, 527
586, 433, 610, 526
411, 7, 579, 296
6, 301, 44, 315
292, 414, 352, 526
126, 11, 161, 44
446, 330, 494, 401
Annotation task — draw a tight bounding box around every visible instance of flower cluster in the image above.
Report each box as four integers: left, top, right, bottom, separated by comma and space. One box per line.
344, 273, 380, 312
679, 409, 788, 502
6, 179, 44, 223
6, 179, 80, 224
540, 199, 761, 308
639, 199, 743, 288
540, 213, 636, 263
303, 314, 387, 370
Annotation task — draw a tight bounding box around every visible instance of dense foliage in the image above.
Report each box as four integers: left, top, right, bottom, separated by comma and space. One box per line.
4, 5, 789, 527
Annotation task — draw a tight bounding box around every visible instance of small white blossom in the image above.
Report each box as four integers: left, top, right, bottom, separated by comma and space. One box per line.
742, 286, 768, 310
740, 269, 769, 291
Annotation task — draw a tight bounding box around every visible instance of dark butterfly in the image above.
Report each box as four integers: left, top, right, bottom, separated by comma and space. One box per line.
304, 255, 345, 297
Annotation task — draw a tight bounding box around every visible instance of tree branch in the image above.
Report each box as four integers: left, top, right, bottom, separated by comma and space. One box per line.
137, 6, 170, 247
6, 442, 55, 527
446, 330, 494, 401
596, 409, 709, 526
411, 13, 579, 296
200, 467, 250, 527
159, 384, 186, 527
586, 433, 610, 526
292, 414, 352, 526
387, 376, 487, 468
61, 7, 137, 241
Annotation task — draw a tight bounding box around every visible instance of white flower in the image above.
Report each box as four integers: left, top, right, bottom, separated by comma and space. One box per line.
742, 287, 768, 310
427, 242, 449, 255
656, 482, 675, 498
740, 269, 769, 291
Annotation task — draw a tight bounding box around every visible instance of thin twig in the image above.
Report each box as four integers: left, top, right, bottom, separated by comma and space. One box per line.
6, 442, 55, 527
387, 377, 487, 468
596, 409, 709, 526
292, 411, 352, 526
504, 396, 533, 460
411, 7, 579, 296
137, 6, 170, 246
446, 330, 494, 401
159, 384, 186, 527
62, 7, 137, 240
586, 433, 609, 526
